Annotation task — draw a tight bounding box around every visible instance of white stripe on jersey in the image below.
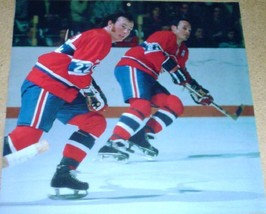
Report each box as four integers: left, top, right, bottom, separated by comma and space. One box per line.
35, 62, 78, 88
68, 59, 94, 76
60, 34, 80, 51
122, 56, 159, 77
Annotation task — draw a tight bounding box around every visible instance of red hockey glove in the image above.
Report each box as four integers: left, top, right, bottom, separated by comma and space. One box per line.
82, 79, 108, 112
189, 79, 213, 106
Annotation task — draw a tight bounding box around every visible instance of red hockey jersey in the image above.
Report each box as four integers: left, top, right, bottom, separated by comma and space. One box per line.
26, 28, 112, 103
116, 30, 189, 79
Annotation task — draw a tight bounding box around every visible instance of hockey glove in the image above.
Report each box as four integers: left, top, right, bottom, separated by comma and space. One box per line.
170, 68, 192, 85
82, 79, 108, 112
161, 56, 192, 85
189, 79, 213, 106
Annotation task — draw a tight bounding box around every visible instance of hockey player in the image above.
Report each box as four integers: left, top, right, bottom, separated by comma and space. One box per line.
3, 12, 134, 196
98, 18, 213, 160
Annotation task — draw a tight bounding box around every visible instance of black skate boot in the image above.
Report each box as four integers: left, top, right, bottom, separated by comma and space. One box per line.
128, 129, 159, 159
98, 139, 129, 161
49, 164, 88, 200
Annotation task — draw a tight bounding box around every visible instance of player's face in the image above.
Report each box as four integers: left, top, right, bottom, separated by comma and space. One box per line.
172, 20, 192, 43
108, 17, 134, 42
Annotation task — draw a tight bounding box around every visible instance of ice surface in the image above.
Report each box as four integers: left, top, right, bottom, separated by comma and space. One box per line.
1, 117, 266, 214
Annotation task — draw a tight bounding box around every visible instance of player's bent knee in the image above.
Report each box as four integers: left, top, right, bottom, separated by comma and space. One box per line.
69, 112, 107, 137
167, 95, 184, 116
129, 98, 151, 119
82, 113, 107, 137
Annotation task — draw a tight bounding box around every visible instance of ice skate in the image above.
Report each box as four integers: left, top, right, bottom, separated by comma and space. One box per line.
49, 164, 88, 200
128, 129, 159, 159
98, 140, 129, 162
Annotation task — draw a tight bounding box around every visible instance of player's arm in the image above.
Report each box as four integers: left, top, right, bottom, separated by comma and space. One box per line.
82, 78, 108, 112
142, 31, 178, 72
140, 40, 176, 73
163, 62, 213, 106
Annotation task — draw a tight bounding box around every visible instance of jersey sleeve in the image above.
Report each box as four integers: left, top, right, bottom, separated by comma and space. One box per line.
143, 31, 178, 72
55, 29, 112, 88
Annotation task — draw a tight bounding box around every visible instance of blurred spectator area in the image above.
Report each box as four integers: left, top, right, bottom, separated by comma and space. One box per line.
13, 0, 244, 48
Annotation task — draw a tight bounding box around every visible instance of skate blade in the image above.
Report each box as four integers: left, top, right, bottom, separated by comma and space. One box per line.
48, 188, 88, 200
98, 153, 129, 163
128, 143, 158, 160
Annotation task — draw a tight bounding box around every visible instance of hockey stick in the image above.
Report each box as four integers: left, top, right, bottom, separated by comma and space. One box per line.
64, 28, 69, 42
184, 83, 244, 120
2, 140, 49, 168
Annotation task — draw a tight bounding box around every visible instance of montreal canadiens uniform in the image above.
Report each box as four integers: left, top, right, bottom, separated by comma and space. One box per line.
97, 30, 191, 160
27, 28, 112, 103
117, 30, 189, 79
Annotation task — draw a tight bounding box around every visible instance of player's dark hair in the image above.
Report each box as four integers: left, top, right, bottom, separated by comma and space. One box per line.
170, 17, 191, 27
99, 12, 134, 27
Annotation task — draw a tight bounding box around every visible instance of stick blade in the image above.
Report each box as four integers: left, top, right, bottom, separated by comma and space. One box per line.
231, 104, 245, 120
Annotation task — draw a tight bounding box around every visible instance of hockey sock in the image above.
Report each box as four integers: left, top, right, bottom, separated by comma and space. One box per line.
61, 130, 96, 169
146, 94, 183, 134
111, 99, 151, 141
145, 109, 177, 134
8, 126, 43, 151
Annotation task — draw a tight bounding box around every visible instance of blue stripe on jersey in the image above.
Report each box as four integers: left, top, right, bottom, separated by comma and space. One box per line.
55, 43, 75, 55
140, 41, 163, 54
54, 35, 80, 56
68, 59, 93, 76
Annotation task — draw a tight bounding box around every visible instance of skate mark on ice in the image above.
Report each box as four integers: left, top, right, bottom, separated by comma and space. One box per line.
185, 151, 259, 160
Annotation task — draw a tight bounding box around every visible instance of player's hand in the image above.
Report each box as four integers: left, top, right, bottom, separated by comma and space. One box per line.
189, 80, 213, 106
83, 79, 108, 112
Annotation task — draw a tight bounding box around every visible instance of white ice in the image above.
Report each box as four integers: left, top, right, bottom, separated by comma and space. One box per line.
1, 116, 266, 214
